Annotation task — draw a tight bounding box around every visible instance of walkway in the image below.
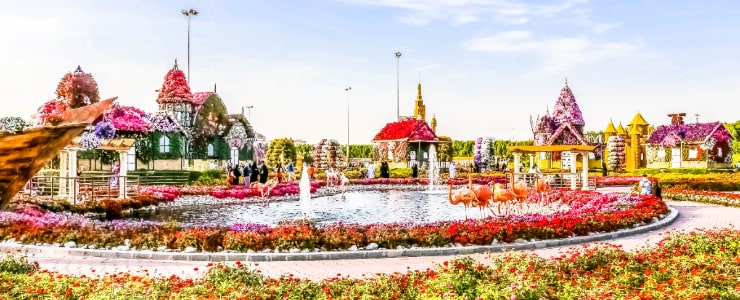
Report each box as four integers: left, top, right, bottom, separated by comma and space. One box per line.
18, 188, 739, 281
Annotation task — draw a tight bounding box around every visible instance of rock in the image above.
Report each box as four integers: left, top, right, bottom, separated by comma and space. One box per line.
274, 248, 281, 253
52, 243, 61, 247
491, 239, 499, 245
396, 245, 406, 250
454, 243, 463, 247
247, 249, 255, 253
80, 245, 88, 249
115, 246, 130, 251
289, 248, 301, 253
156, 246, 167, 252
314, 248, 321, 252
514, 238, 528, 244
184, 246, 197, 253
348, 245, 358, 251
262, 249, 272, 253
124, 239, 131, 247
366, 243, 379, 250
88, 245, 97, 250
63, 241, 77, 248
301, 249, 310, 253
217, 246, 223, 251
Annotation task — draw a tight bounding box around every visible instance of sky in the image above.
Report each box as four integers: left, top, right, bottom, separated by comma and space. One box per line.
2, 0, 740, 145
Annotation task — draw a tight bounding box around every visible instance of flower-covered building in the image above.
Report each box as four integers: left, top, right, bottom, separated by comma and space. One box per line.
371, 83, 440, 168
644, 113, 732, 169
603, 113, 650, 171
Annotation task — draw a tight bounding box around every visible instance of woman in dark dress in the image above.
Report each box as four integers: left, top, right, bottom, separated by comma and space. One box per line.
250, 162, 259, 183
259, 164, 269, 184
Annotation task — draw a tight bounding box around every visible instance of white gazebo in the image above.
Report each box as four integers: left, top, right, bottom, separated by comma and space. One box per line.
59, 137, 137, 201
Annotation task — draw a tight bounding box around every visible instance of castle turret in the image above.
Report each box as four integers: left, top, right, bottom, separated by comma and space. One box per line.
627, 112, 650, 169
413, 83, 426, 121
430, 113, 437, 133
604, 120, 617, 165
156, 59, 194, 128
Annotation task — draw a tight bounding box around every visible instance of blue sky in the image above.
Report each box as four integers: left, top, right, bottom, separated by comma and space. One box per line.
2, 0, 740, 144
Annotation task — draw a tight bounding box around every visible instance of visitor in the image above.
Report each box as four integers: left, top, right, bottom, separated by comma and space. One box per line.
640, 174, 652, 195
276, 166, 284, 183
380, 161, 390, 178
308, 165, 315, 179
449, 163, 456, 179
286, 163, 295, 182
233, 164, 242, 185
411, 164, 418, 178
259, 164, 269, 184
367, 162, 375, 179
110, 162, 120, 187
77, 166, 84, 177
227, 167, 235, 186
250, 162, 259, 183
243, 163, 251, 188
652, 180, 662, 199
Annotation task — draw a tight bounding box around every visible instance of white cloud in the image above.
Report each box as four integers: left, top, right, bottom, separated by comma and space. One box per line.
463, 30, 642, 72
344, 0, 591, 25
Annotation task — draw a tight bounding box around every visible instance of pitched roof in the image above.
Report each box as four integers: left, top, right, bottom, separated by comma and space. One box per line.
616, 123, 626, 135
604, 121, 617, 134
629, 113, 649, 126
646, 121, 733, 144
372, 119, 438, 142
550, 84, 585, 127
156, 62, 193, 104
191, 91, 212, 106
545, 122, 589, 145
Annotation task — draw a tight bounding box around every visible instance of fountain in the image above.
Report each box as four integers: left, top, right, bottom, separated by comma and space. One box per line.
427, 144, 441, 192
299, 163, 313, 218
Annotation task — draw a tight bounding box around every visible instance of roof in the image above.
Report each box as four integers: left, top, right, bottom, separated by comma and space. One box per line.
372, 119, 438, 142
646, 121, 732, 144
616, 123, 626, 135
156, 61, 194, 104
550, 84, 585, 126
191, 91, 212, 106
629, 112, 649, 126
544, 122, 589, 145
604, 121, 617, 133
508, 145, 596, 153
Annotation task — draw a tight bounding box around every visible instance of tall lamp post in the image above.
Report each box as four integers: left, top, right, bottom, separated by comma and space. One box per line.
242, 105, 254, 120
395, 51, 401, 121
345, 87, 352, 167
181, 8, 199, 84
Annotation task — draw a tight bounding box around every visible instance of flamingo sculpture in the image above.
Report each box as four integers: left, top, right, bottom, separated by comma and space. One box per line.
448, 175, 477, 219
535, 176, 552, 203
251, 179, 278, 198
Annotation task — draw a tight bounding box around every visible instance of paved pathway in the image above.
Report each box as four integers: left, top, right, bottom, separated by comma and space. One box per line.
16, 189, 739, 281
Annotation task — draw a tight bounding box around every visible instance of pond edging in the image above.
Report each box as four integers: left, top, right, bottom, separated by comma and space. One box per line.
0, 207, 679, 262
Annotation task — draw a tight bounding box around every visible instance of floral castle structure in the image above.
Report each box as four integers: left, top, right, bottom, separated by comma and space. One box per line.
371, 83, 441, 168
603, 113, 649, 171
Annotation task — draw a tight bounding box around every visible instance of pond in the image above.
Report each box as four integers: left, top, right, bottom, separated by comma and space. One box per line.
147, 190, 473, 226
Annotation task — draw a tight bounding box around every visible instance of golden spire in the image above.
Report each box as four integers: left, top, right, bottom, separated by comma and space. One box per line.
430, 113, 437, 133
413, 83, 426, 121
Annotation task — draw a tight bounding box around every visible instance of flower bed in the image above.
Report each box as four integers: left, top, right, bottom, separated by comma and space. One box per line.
663, 185, 740, 207
596, 175, 654, 186
599, 173, 740, 191
0, 190, 667, 253
2, 228, 738, 299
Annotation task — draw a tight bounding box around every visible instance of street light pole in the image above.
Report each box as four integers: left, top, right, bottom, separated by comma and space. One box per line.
345, 87, 352, 166
242, 105, 254, 120
181, 8, 199, 84
395, 51, 401, 121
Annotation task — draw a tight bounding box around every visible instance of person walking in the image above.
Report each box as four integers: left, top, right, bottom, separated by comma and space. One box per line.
286, 163, 295, 182
233, 164, 242, 185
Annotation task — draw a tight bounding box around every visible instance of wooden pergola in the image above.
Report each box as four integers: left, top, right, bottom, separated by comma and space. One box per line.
507, 144, 597, 190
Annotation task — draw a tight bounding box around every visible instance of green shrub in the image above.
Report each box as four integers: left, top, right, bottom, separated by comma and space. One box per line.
390, 168, 412, 178
0, 255, 38, 274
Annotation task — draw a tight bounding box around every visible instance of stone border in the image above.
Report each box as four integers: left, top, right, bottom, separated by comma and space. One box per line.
0, 207, 679, 262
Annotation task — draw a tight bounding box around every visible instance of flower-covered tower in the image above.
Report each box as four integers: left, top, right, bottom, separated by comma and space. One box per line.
56, 66, 101, 109
156, 59, 194, 129
550, 78, 585, 134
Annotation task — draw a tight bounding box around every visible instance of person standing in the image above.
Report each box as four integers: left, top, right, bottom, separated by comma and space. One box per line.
276, 166, 284, 183
449, 162, 456, 179
233, 164, 242, 185
286, 163, 295, 182
367, 162, 375, 179
243, 163, 251, 188
639, 174, 652, 195
250, 162, 259, 183
380, 161, 390, 178
259, 164, 269, 184
110, 162, 120, 187
308, 165, 315, 179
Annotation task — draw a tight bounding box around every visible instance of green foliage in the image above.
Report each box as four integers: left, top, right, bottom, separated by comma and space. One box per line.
77, 149, 119, 164
390, 168, 412, 178
151, 132, 183, 159
295, 144, 313, 158
0, 255, 37, 274
192, 94, 229, 139
452, 140, 475, 157
265, 138, 297, 168
436, 136, 453, 162
205, 264, 264, 288
349, 144, 372, 158
725, 120, 740, 165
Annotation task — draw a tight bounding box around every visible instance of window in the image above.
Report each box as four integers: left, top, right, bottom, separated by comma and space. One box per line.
689, 149, 698, 159
207, 144, 214, 156
159, 135, 170, 153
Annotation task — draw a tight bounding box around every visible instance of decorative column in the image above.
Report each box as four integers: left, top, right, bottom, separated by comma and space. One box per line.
118, 150, 128, 199
58, 150, 68, 198
570, 152, 577, 190
528, 154, 534, 171
581, 152, 589, 190
67, 148, 79, 202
